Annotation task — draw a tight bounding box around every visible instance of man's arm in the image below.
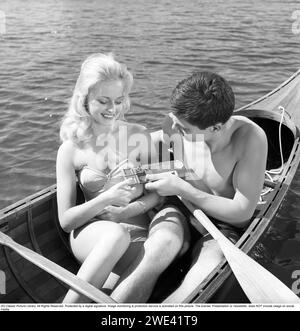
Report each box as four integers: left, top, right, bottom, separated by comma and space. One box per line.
180, 129, 268, 227
146, 127, 268, 228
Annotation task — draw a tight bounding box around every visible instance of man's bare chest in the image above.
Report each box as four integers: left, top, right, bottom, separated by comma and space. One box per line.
176, 140, 237, 197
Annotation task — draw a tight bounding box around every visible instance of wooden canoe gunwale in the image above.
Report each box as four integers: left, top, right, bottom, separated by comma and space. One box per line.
0, 186, 57, 226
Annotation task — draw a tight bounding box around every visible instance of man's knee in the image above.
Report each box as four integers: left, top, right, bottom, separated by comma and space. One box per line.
150, 206, 189, 255
144, 227, 184, 264
192, 237, 224, 264
150, 205, 186, 234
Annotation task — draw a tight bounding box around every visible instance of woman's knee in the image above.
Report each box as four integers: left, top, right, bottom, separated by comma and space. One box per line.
103, 222, 131, 249
70, 221, 130, 261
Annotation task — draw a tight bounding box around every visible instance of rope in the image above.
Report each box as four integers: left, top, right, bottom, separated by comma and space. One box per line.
260, 106, 285, 199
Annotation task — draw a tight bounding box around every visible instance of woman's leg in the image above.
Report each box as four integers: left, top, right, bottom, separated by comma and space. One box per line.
101, 241, 145, 294
110, 206, 188, 303
63, 221, 130, 303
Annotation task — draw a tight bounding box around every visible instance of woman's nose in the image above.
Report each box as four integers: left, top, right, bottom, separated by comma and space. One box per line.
107, 101, 116, 112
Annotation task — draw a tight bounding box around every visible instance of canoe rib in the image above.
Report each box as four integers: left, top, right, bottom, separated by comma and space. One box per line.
51, 197, 74, 256
3, 246, 43, 302
27, 205, 43, 255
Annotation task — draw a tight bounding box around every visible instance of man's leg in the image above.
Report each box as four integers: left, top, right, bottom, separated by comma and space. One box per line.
163, 235, 225, 303
110, 207, 187, 303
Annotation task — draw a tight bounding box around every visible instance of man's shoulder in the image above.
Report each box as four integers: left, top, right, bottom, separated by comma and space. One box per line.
232, 116, 268, 154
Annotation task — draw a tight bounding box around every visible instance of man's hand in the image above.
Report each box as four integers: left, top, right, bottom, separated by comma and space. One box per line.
145, 173, 185, 196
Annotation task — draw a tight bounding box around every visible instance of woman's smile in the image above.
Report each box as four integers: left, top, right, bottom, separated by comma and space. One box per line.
101, 111, 115, 120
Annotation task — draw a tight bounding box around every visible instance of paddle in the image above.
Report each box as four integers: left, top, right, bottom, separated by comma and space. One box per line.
0, 230, 116, 303
179, 198, 300, 304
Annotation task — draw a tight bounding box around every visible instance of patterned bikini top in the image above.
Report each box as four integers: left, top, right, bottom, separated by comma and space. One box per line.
77, 159, 143, 201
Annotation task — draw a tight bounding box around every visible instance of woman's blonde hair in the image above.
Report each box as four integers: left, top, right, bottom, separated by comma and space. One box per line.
60, 53, 133, 146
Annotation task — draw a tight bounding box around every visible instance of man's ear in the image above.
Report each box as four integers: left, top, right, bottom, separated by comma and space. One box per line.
208, 123, 222, 133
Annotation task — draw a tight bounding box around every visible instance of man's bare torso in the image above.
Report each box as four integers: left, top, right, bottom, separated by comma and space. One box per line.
161, 114, 264, 199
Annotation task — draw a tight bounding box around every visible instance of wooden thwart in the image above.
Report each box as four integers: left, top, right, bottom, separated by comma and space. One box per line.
180, 198, 300, 304
0, 230, 116, 303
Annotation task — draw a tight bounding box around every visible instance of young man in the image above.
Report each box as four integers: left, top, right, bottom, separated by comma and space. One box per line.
146, 71, 268, 302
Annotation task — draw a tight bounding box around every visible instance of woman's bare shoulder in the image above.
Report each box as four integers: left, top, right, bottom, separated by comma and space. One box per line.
57, 140, 77, 157
57, 140, 85, 170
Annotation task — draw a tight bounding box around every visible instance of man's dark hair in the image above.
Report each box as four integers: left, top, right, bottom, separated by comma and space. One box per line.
170, 71, 235, 129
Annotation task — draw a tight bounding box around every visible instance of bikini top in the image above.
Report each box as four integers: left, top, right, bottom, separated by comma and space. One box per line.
77, 159, 143, 201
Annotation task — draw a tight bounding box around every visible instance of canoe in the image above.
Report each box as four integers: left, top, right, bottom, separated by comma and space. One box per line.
1, 70, 300, 303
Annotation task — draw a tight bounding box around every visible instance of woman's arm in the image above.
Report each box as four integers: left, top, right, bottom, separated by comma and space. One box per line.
56, 142, 132, 232
122, 191, 164, 219
128, 127, 164, 215
100, 191, 165, 222
99, 126, 164, 222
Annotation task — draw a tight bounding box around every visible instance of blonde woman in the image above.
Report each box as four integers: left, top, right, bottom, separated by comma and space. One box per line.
57, 53, 187, 303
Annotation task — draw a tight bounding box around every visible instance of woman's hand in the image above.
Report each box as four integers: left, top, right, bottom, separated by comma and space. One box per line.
105, 178, 136, 207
